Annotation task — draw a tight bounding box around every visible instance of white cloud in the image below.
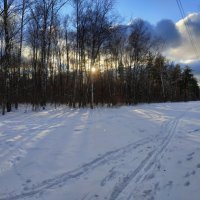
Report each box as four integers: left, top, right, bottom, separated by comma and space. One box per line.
164, 13, 200, 62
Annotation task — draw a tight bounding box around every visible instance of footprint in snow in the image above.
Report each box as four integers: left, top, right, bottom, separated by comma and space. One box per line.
16, 156, 21, 161
188, 152, 195, 157
184, 172, 190, 178
139, 129, 145, 133
164, 181, 173, 189
167, 180, 173, 187
23, 186, 29, 191
143, 189, 152, 197
191, 170, 196, 175
145, 173, 155, 181
188, 129, 200, 133
196, 164, 200, 168
154, 182, 160, 191
184, 181, 190, 187
74, 128, 82, 132
186, 157, 193, 161
26, 179, 32, 183
184, 170, 196, 178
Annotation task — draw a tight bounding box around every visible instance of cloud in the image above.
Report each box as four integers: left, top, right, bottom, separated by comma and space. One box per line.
186, 13, 200, 37
126, 18, 155, 36
155, 19, 181, 48
124, 15, 200, 76
152, 13, 200, 80
164, 13, 200, 61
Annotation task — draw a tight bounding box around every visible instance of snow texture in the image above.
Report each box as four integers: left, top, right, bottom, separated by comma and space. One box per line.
0, 102, 200, 200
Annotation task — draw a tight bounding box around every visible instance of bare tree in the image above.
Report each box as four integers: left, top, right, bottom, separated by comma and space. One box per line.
0, 0, 19, 114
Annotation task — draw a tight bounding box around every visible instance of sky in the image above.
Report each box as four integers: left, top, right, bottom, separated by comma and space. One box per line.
114, 0, 200, 80
62, 0, 200, 80
115, 0, 200, 24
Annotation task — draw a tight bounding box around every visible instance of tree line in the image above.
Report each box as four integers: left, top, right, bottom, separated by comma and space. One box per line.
0, 0, 199, 114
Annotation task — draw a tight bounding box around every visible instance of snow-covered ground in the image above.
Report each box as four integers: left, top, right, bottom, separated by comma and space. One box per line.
0, 102, 200, 200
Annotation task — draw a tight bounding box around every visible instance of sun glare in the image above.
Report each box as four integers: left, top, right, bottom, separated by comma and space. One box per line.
91, 67, 96, 73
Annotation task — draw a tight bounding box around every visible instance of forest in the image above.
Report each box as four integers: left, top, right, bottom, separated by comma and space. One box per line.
0, 0, 199, 115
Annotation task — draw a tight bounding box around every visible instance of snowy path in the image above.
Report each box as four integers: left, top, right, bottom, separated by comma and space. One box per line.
0, 102, 200, 200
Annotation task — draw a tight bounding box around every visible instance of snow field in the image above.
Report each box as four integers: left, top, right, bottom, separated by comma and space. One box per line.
0, 102, 200, 200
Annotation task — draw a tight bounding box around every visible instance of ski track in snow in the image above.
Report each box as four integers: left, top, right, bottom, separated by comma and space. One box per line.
0, 137, 152, 200
0, 103, 200, 200
109, 115, 181, 200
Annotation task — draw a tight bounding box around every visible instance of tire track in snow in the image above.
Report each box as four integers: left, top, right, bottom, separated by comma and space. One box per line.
1, 105, 197, 200
108, 115, 182, 200
109, 105, 199, 200
0, 136, 153, 200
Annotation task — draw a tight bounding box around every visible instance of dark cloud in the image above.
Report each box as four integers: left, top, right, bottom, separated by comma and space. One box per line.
155, 19, 182, 48
127, 19, 182, 49
127, 18, 155, 35
140, 20, 155, 35
138, 14, 200, 79
122, 15, 200, 79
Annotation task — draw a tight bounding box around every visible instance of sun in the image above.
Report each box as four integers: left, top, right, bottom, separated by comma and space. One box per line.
91, 67, 96, 73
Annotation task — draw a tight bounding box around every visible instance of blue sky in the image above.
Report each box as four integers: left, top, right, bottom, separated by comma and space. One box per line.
115, 0, 200, 24
61, 1, 200, 78
62, 0, 199, 24
115, 0, 200, 80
